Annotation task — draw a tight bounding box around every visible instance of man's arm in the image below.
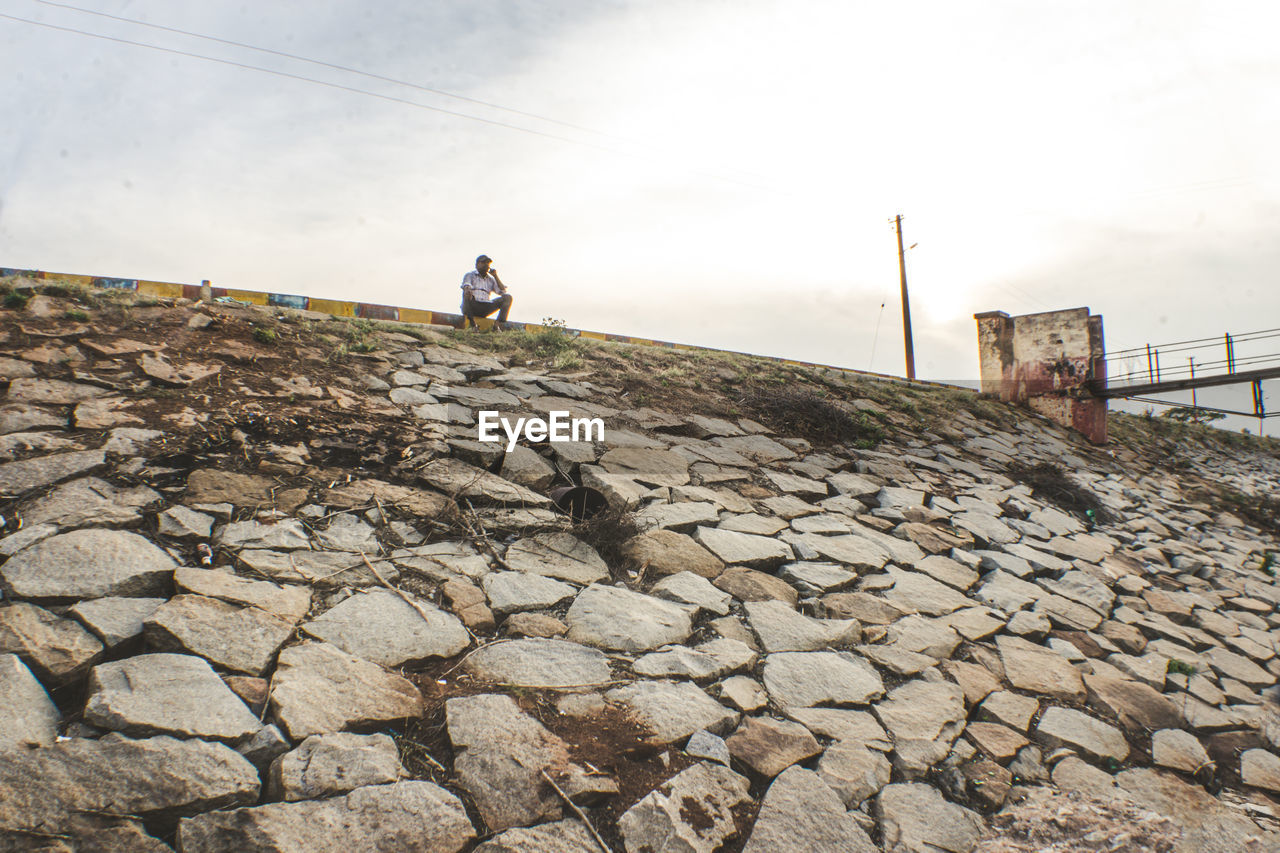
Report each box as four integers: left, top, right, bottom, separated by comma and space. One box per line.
489, 268, 507, 293
461, 271, 475, 292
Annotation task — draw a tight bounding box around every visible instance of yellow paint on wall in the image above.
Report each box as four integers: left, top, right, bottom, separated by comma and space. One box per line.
224, 289, 269, 306
397, 308, 435, 325
307, 298, 356, 317
578, 330, 607, 341
57, 274, 96, 288
137, 280, 184, 298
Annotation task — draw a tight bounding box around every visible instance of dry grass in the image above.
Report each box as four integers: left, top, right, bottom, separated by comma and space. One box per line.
570, 504, 643, 581
736, 386, 886, 448
1005, 462, 1114, 524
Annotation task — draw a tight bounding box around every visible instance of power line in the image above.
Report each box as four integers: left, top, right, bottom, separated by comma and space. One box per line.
0, 11, 777, 192
23, 0, 776, 188
28, 0, 619, 140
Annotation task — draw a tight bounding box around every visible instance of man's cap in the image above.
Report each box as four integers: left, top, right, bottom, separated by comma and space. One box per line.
476, 254, 492, 263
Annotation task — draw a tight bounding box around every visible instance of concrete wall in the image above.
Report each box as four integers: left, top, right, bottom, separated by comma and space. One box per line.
974, 307, 1108, 443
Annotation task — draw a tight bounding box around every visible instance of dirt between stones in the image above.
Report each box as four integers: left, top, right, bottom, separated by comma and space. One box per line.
401, 661, 763, 852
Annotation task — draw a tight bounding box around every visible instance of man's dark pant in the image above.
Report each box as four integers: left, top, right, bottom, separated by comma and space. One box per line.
462, 293, 512, 327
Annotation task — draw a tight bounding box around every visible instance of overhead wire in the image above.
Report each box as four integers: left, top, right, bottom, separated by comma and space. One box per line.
0, 10, 778, 192
21, 0, 776, 187
29, 0, 635, 141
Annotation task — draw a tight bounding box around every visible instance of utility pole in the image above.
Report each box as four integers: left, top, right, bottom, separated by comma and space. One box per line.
893, 214, 916, 379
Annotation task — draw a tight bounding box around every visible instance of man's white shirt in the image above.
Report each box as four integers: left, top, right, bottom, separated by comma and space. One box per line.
462, 271, 500, 302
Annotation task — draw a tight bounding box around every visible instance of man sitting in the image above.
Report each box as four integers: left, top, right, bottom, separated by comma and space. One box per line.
460, 254, 513, 329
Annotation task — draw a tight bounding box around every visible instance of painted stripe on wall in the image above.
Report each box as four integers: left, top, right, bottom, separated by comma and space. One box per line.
94, 277, 138, 290
268, 293, 310, 310
356, 302, 400, 321
307, 297, 357, 318
137, 280, 184, 299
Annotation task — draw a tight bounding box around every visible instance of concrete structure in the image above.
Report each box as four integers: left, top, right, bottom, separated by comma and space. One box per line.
974, 307, 1107, 444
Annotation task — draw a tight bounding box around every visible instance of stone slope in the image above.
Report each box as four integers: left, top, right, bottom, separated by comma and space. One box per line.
0, 280, 1278, 852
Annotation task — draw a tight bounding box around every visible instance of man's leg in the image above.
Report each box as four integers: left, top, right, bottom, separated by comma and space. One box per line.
464, 296, 504, 329
494, 293, 513, 323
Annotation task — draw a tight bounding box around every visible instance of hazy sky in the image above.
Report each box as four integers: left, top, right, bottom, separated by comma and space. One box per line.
2, 0, 1278, 394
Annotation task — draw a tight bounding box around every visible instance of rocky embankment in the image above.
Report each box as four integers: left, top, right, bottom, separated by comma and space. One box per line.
0, 281, 1278, 852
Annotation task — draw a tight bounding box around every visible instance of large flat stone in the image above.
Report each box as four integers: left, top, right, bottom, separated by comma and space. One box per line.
1241, 749, 1280, 793
464, 638, 613, 688
418, 457, 551, 505
785, 532, 890, 571
504, 532, 610, 584
620, 529, 725, 579
566, 584, 694, 652
742, 766, 879, 853
0, 402, 65, 434
268, 732, 407, 801
997, 635, 1086, 702
606, 680, 739, 743
178, 780, 475, 852
145, 594, 296, 676
619, 761, 751, 853
881, 566, 972, 616
0, 528, 176, 601
599, 447, 691, 486
1114, 766, 1280, 853
0, 652, 60, 749
1084, 673, 1182, 731
1151, 728, 1211, 774
635, 500, 721, 531
1205, 646, 1276, 688
692, 526, 794, 569
214, 518, 312, 550
744, 599, 860, 653
786, 707, 892, 750
84, 653, 262, 742
711, 434, 795, 464
761, 651, 885, 709
238, 548, 400, 586
312, 513, 379, 551
173, 567, 311, 622
713, 567, 799, 605
0, 600, 104, 685
302, 587, 470, 667
268, 641, 426, 739
0, 449, 105, 498
0, 734, 260, 844
446, 693, 602, 832
876, 782, 984, 853
19, 476, 160, 529
185, 469, 282, 507
70, 596, 166, 647
482, 571, 577, 615
873, 680, 967, 776
650, 571, 733, 615
726, 716, 822, 778
633, 638, 757, 681
817, 741, 892, 806
1035, 706, 1129, 762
